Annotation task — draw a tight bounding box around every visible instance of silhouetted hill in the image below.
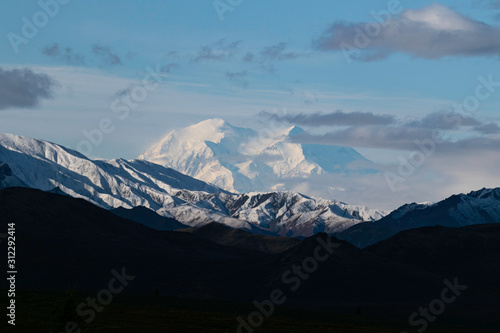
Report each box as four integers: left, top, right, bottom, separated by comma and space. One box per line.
0, 187, 255, 296
1, 187, 499, 330
183, 222, 301, 254
111, 206, 187, 231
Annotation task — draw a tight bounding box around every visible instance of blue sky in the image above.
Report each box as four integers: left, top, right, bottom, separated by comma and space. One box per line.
1, 0, 500, 208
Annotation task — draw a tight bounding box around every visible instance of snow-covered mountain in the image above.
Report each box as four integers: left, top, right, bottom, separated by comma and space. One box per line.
338, 187, 500, 247
139, 118, 375, 193
0, 161, 27, 188
0, 132, 384, 236
220, 191, 385, 236
380, 188, 500, 230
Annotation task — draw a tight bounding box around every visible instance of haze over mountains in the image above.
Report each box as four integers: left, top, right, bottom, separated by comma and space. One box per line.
139, 118, 375, 194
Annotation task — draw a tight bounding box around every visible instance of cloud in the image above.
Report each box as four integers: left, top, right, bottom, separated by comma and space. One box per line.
438, 136, 500, 153
315, 4, 500, 60
292, 126, 500, 154
0, 67, 57, 110
225, 70, 249, 88
193, 39, 241, 62
92, 44, 122, 66
260, 42, 301, 62
244, 42, 305, 67
166, 51, 177, 58
242, 42, 306, 73
292, 125, 433, 151
243, 52, 255, 62
113, 86, 134, 99
42, 43, 86, 65
280, 111, 500, 152
473, 122, 500, 134
407, 111, 481, 130
302, 92, 319, 105
262, 110, 395, 126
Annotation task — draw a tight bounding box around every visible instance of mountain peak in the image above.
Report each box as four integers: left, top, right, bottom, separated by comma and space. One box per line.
466, 187, 499, 200
191, 118, 233, 131
140, 119, 373, 195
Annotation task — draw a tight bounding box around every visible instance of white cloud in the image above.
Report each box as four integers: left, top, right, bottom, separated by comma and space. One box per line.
316, 4, 500, 60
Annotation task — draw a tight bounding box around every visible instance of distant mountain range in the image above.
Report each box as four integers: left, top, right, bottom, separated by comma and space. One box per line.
338, 188, 500, 247
0, 132, 384, 237
1, 131, 499, 242
139, 118, 376, 193
2, 187, 499, 330
2, 128, 499, 331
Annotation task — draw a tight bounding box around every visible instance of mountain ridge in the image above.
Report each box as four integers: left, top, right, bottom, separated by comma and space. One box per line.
0, 132, 383, 237
338, 187, 500, 247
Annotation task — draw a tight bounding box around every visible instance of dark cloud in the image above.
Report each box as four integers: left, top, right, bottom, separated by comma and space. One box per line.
473, 122, 500, 134
113, 86, 134, 99
315, 4, 500, 61
407, 111, 481, 130
437, 136, 500, 155
242, 52, 255, 62
225, 70, 248, 88
260, 42, 301, 62
277, 111, 500, 152
262, 110, 395, 126
92, 44, 122, 66
193, 39, 241, 62
166, 51, 177, 57
291, 126, 434, 151
244, 42, 305, 68
0, 67, 56, 110
290, 126, 500, 153
42, 43, 86, 65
